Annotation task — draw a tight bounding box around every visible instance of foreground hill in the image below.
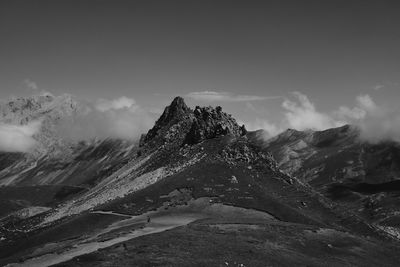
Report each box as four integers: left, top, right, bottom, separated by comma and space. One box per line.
0, 97, 399, 266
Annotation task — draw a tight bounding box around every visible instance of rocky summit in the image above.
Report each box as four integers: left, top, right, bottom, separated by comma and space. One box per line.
185, 105, 247, 144
0, 97, 400, 267
140, 96, 246, 149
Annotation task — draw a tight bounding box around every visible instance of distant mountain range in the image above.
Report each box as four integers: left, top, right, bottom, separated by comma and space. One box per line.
0, 96, 399, 266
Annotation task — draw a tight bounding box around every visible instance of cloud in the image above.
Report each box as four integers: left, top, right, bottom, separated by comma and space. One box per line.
372, 81, 399, 91
334, 95, 375, 121
340, 94, 400, 143
281, 92, 343, 131
244, 118, 283, 139
0, 121, 41, 152
240, 91, 400, 144
244, 92, 344, 140
356, 94, 378, 112
186, 91, 280, 102
373, 84, 385, 90
335, 106, 366, 120
321, 93, 400, 143
95, 96, 138, 112
57, 97, 154, 141
23, 79, 38, 90
22, 79, 54, 97
358, 109, 400, 143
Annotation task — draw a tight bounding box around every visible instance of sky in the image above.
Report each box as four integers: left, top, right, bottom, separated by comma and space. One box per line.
1, 0, 400, 143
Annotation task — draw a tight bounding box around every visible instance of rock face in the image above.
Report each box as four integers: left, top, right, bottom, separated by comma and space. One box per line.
0, 93, 81, 158
141, 97, 247, 149
142, 96, 192, 144
185, 105, 247, 144
0, 93, 78, 125
139, 97, 194, 151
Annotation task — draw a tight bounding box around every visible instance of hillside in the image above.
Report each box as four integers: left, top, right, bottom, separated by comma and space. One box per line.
0, 97, 399, 266
252, 125, 400, 239
0, 94, 137, 220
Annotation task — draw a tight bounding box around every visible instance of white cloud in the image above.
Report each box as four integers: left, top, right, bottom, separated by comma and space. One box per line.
22, 79, 55, 97
186, 91, 280, 102
335, 106, 366, 120
0, 121, 41, 152
347, 95, 400, 143
243, 92, 343, 140
236, 91, 400, 144
356, 94, 378, 112
335, 94, 377, 121
95, 96, 138, 112
358, 110, 400, 143
57, 97, 154, 141
372, 81, 400, 91
281, 92, 343, 131
373, 84, 385, 90
328, 94, 400, 143
244, 118, 283, 138
23, 79, 38, 90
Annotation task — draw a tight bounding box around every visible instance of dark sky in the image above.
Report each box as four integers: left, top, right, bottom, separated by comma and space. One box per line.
1, 0, 399, 129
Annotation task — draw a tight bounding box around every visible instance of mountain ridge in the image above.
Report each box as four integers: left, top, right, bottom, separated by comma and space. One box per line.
140, 96, 247, 151
0, 96, 400, 266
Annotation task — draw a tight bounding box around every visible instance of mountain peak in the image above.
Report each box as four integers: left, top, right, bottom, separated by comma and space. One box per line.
140, 96, 193, 146
140, 97, 247, 149
170, 96, 186, 108
160, 96, 191, 123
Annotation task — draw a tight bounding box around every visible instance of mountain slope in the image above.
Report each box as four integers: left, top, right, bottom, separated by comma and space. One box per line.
253, 125, 400, 238
0, 97, 400, 266
0, 94, 137, 220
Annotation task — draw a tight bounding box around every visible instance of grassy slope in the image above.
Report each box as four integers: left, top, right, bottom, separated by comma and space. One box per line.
56, 218, 400, 267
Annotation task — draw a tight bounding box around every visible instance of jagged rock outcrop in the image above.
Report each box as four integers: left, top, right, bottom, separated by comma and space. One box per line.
219, 139, 279, 171
139, 97, 194, 151
140, 97, 247, 150
142, 96, 192, 143
185, 105, 247, 144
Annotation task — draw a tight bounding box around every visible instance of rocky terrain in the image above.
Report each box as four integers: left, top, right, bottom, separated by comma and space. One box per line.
0, 96, 399, 266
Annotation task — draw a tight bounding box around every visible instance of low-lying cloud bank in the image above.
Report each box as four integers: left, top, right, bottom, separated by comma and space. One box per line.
345, 95, 400, 143
57, 96, 155, 141
251, 92, 400, 144
0, 121, 41, 152
282, 92, 344, 131
245, 92, 344, 138
0, 94, 157, 153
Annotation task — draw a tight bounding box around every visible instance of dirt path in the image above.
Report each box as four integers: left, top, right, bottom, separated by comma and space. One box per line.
6, 213, 204, 267
6, 200, 276, 267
